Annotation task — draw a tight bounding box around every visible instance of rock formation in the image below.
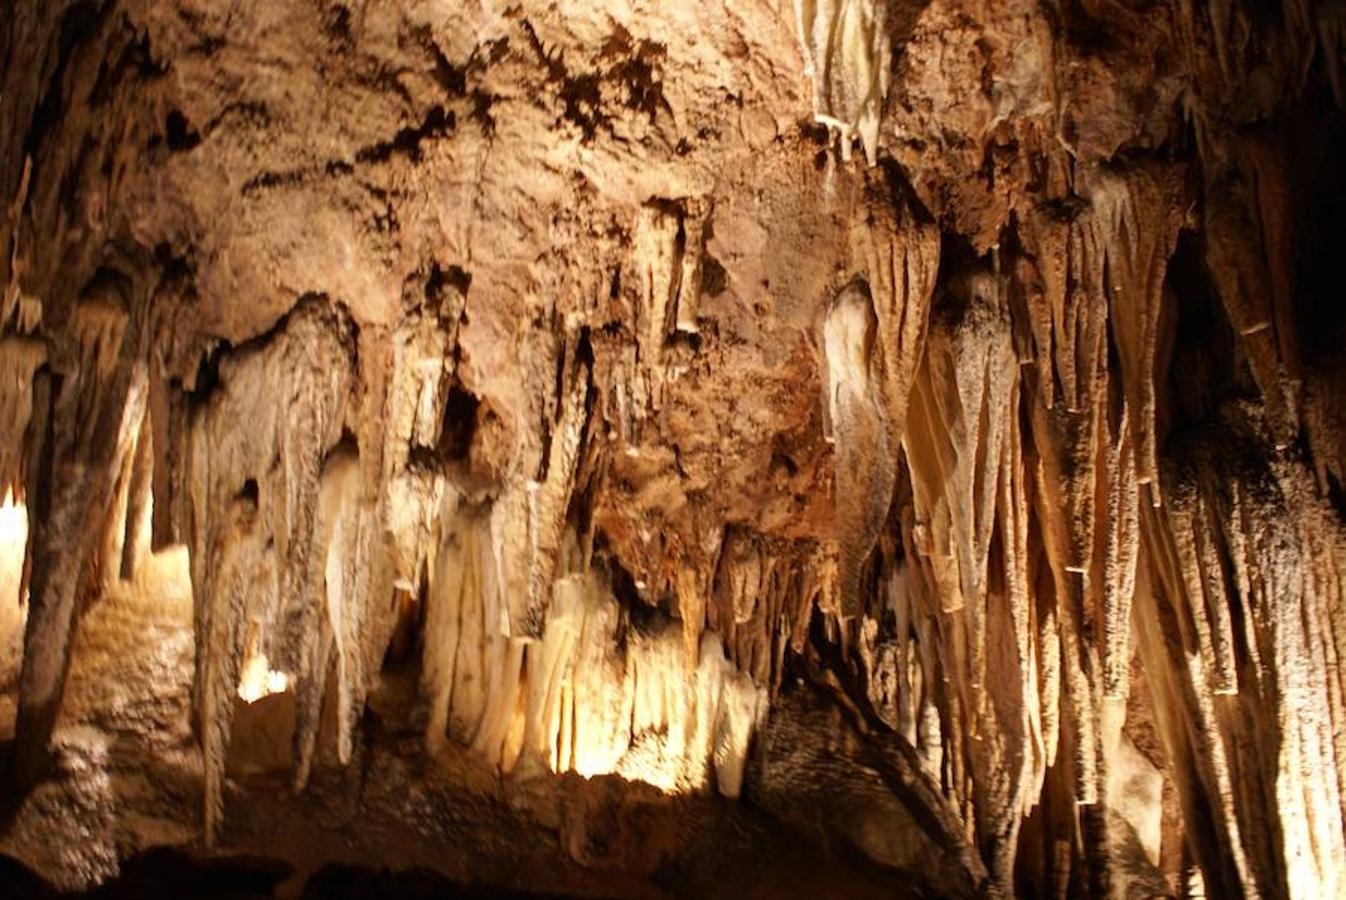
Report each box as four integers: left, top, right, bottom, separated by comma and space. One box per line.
1, 0, 1344, 896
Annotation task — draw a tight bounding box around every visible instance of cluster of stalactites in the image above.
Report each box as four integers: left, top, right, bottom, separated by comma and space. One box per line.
422, 503, 765, 796
1136, 425, 1346, 898
793, 0, 893, 165
832, 142, 1343, 896
180, 300, 374, 842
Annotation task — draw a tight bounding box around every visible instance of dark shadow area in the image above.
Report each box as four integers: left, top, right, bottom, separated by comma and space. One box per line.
0, 848, 288, 899
299, 865, 570, 899
0, 851, 582, 899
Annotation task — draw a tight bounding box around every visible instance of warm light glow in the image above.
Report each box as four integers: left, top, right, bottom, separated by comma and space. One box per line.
1, 490, 30, 682
237, 651, 289, 703
0, 489, 28, 603
0, 489, 25, 546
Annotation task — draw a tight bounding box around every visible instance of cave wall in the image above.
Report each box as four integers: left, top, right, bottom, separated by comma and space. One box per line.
1, 0, 1345, 896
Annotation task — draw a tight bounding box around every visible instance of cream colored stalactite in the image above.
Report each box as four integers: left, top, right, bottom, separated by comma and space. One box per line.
1145, 479, 1238, 697
903, 273, 1016, 621
445, 509, 509, 750
421, 489, 475, 756
1294, 488, 1346, 836
1132, 552, 1256, 898
826, 202, 938, 618
519, 571, 587, 773
901, 273, 1045, 889
708, 638, 767, 797
887, 534, 948, 779
423, 518, 765, 794
793, 0, 893, 164
1098, 408, 1140, 700
1024, 203, 1155, 810
335, 348, 397, 768
856, 195, 940, 443
1024, 273, 1107, 808
325, 449, 368, 764
386, 310, 454, 471
1250, 462, 1346, 899
491, 502, 529, 646
293, 445, 362, 789
1138, 490, 1257, 895
523, 353, 590, 637
470, 634, 529, 770
1023, 214, 1109, 575
485, 336, 588, 642
824, 283, 890, 617
186, 303, 352, 843
1085, 167, 1181, 493
1034, 565, 1062, 775
198, 491, 272, 845
424, 501, 533, 769
1000, 392, 1048, 818
383, 312, 455, 612
1139, 434, 1346, 898
559, 578, 632, 776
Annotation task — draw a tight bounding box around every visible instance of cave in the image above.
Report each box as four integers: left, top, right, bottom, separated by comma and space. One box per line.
1, 0, 1345, 897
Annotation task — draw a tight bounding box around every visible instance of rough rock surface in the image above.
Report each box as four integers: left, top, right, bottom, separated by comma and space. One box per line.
1, 0, 1345, 896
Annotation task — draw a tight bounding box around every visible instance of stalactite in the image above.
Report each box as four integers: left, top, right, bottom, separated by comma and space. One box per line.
1083, 166, 1182, 491
899, 267, 1045, 890
0, 336, 45, 495
824, 282, 890, 612
827, 193, 938, 617
1203, 137, 1301, 441
185, 300, 354, 841
1135, 413, 1346, 898
793, 0, 893, 163
1022, 208, 1110, 809
423, 509, 767, 793
1012, 170, 1182, 893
